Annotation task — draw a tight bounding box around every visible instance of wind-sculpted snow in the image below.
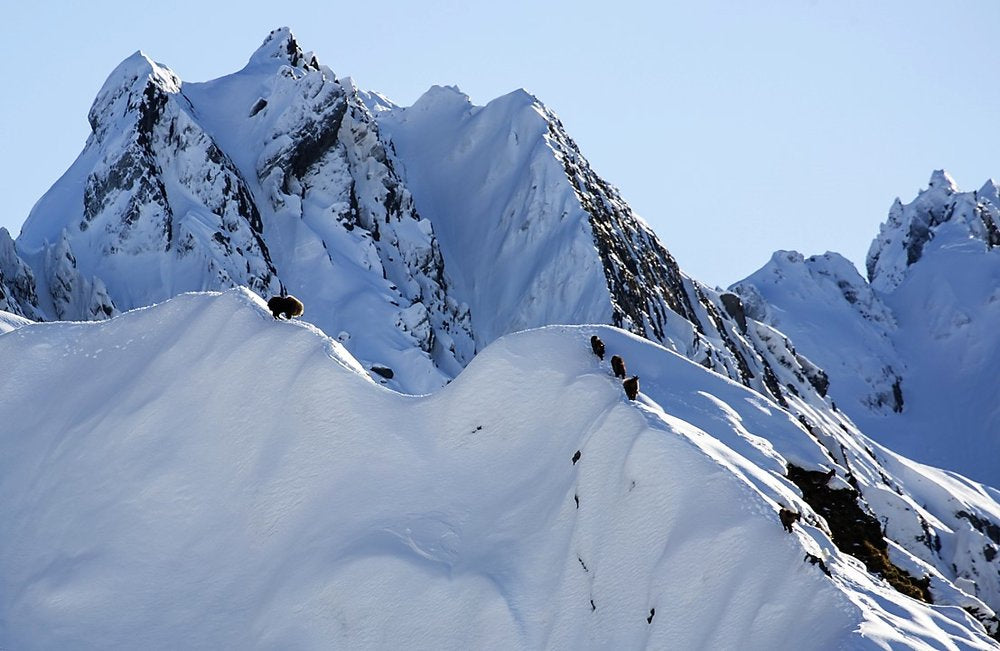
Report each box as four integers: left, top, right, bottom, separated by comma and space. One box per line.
0, 290, 997, 649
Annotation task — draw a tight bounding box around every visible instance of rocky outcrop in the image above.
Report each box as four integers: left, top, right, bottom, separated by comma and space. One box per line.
544, 108, 825, 408
868, 170, 1000, 293
43, 231, 116, 321
0, 228, 42, 320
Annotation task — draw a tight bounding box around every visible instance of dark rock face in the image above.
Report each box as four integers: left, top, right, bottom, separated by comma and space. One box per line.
787, 465, 932, 603
0, 228, 42, 319
538, 109, 820, 407
720, 293, 747, 334
546, 114, 697, 343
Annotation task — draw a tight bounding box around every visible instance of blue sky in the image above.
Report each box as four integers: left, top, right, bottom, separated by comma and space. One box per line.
2, 0, 998, 287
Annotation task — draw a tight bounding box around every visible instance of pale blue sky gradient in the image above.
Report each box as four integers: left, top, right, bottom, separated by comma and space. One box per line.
2, 0, 998, 287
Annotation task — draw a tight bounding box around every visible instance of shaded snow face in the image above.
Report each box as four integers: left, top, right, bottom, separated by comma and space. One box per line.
1, 289, 998, 649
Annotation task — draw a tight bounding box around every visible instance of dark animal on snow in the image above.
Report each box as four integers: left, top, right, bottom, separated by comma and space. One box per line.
623, 376, 639, 400
268, 295, 304, 320
611, 355, 626, 379
779, 507, 800, 533
572, 450, 581, 465
370, 365, 394, 380
590, 335, 605, 360
647, 608, 655, 624
804, 552, 832, 577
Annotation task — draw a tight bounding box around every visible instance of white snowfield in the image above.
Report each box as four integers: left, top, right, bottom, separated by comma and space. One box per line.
1, 289, 998, 649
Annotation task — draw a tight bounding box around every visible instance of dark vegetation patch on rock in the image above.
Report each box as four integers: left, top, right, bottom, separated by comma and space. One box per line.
787, 464, 932, 603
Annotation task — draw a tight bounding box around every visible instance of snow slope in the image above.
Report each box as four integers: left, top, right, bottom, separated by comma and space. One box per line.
1, 289, 998, 649
734, 171, 1000, 486
0, 309, 31, 333
377, 85, 612, 347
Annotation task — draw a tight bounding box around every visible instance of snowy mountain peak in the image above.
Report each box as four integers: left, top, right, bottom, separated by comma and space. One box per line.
408, 84, 473, 115
246, 27, 319, 72
87, 51, 181, 140
979, 179, 1000, 203
928, 168, 959, 192
927, 170, 958, 194
867, 171, 1000, 292
14, 28, 844, 403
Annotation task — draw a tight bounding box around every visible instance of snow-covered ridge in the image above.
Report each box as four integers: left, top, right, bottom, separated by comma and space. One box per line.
1, 289, 998, 648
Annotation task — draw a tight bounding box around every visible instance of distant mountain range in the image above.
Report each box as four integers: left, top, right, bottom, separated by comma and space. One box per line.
734, 170, 1000, 486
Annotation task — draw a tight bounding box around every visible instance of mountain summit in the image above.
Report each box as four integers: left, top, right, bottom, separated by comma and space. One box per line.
5, 28, 821, 405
